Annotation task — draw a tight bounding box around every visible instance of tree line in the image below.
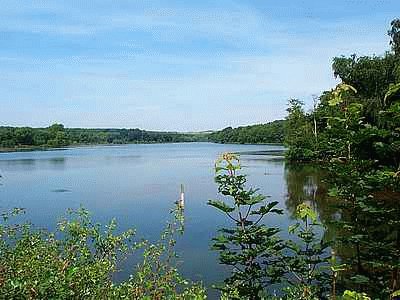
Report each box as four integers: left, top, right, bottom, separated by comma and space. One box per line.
0, 121, 286, 151
0, 123, 209, 150
208, 120, 285, 144
278, 19, 400, 299
284, 19, 400, 163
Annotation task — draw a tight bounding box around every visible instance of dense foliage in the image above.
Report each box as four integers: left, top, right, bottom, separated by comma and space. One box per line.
0, 120, 286, 151
284, 19, 400, 163
206, 18, 400, 299
0, 206, 206, 299
208, 120, 285, 144
208, 153, 285, 298
283, 19, 400, 299
209, 154, 334, 299
0, 124, 209, 150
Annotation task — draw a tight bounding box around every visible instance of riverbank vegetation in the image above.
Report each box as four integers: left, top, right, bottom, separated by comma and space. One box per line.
284, 19, 400, 163
280, 18, 400, 299
209, 153, 399, 299
208, 120, 285, 144
207, 18, 400, 299
0, 206, 206, 299
0, 124, 209, 151
0, 120, 285, 152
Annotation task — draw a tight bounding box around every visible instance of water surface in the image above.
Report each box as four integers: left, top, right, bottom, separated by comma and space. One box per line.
0, 143, 327, 296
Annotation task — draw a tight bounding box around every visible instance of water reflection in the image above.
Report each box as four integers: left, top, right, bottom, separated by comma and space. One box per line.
284, 164, 339, 231
284, 162, 400, 297
51, 189, 71, 193
5, 144, 386, 297
286, 163, 345, 248
0, 157, 67, 171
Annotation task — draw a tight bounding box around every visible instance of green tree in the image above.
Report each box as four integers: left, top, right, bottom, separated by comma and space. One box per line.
389, 18, 400, 56
283, 203, 331, 298
284, 99, 316, 161
208, 153, 285, 299
14, 127, 34, 145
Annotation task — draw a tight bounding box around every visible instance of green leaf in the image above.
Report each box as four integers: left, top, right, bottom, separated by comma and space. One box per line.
348, 103, 363, 113
384, 83, 400, 104
288, 223, 300, 234
328, 187, 339, 197
296, 203, 317, 223
331, 263, 347, 272
392, 290, 400, 297
215, 166, 227, 173
207, 200, 235, 213
328, 96, 343, 106
350, 274, 370, 284
250, 201, 280, 215
246, 194, 266, 205
340, 83, 357, 93
342, 290, 371, 300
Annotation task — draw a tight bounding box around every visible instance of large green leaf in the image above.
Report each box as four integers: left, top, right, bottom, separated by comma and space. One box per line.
342, 290, 371, 300
296, 203, 317, 223
207, 200, 235, 213
350, 274, 370, 284
392, 290, 400, 298
245, 194, 266, 205
250, 201, 280, 215
384, 82, 400, 104
339, 83, 357, 93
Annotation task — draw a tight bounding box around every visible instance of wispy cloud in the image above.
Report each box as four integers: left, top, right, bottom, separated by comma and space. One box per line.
0, 0, 398, 130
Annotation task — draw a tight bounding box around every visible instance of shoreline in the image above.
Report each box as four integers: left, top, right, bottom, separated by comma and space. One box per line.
0, 141, 199, 153
0, 141, 285, 154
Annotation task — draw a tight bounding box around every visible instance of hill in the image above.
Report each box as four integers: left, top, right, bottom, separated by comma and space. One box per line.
208, 120, 285, 144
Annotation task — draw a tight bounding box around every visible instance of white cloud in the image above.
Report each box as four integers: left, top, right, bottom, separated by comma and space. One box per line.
0, 0, 397, 130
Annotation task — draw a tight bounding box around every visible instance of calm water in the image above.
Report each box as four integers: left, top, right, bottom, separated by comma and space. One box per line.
0, 143, 327, 297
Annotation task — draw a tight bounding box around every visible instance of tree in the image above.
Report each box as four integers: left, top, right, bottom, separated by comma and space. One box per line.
208, 153, 285, 299
389, 18, 400, 56
284, 99, 316, 161
14, 127, 34, 145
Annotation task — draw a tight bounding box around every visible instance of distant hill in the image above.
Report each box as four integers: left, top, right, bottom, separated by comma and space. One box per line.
208, 120, 285, 144
0, 121, 285, 152
0, 124, 209, 151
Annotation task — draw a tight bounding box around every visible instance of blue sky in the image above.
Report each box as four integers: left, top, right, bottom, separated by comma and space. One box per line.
0, 1, 399, 131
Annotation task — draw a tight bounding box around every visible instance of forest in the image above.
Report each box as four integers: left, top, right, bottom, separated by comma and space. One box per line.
279, 18, 400, 299
284, 19, 400, 163
208, 120, 285, 144
0, 120, 285, 151
203, 19, 400, 299
0, 124, 209, 150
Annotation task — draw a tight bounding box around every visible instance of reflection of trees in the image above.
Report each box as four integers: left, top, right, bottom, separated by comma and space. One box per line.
284, 163, 341, 245
284, 163, 334, 218
48, 157, 66, 170
49, 157, 66, 164
0, 157, 67, 172
284, 163, 400, 296
0, 158, 37, 172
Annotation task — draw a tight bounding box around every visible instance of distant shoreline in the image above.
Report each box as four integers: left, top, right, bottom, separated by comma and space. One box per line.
0, 141, 197, 153
211, 141, 283, 146
0, 141, 285, 154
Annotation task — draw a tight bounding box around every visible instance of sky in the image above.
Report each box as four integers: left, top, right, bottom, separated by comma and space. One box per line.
0, 1, 399, 131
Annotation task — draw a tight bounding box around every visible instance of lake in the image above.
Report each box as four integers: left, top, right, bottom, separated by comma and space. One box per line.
0, 142, 327, 297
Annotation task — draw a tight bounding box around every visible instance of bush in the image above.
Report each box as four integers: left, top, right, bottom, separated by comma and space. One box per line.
0, 206, 205, 299
285, 147, 316, 162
